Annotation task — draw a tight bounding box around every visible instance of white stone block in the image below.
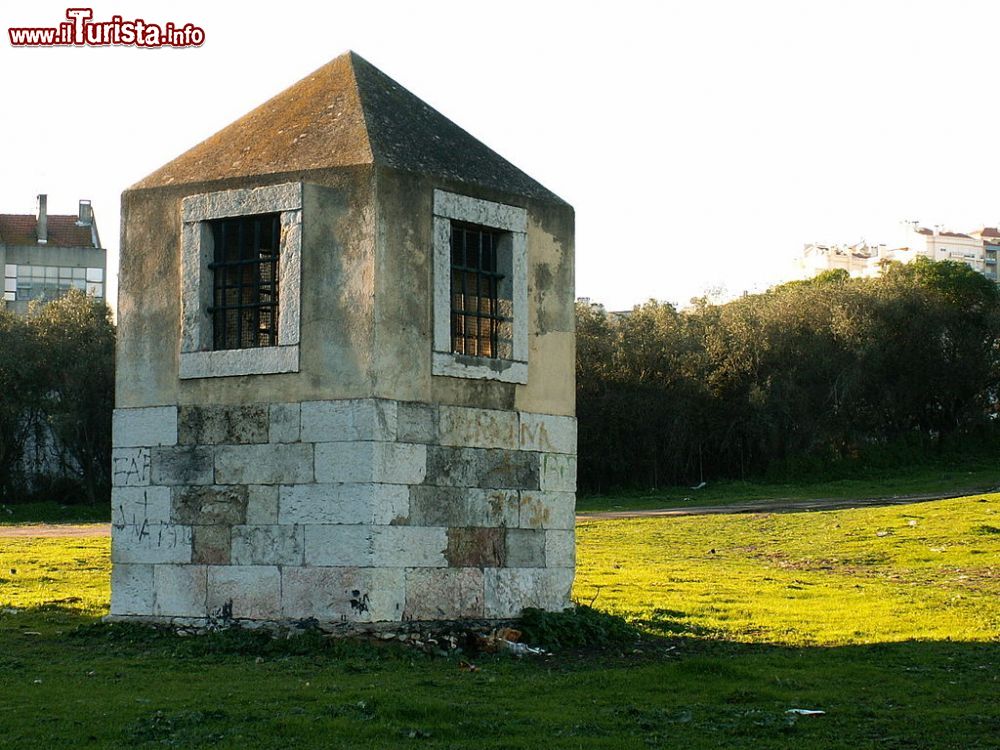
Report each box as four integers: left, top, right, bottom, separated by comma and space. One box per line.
278, 211, 302, 347
300, 399, 397, 442
269, 403, 301, 443
304, 525, 446, 568
404, 568, 485, 620
519, 491, 576, 530
438, 406, 518, 450
231, 525, 304, 566
110, 563, 154, 616
314, 441, 426, 485
214, 443, 313, 485
374, 526, 448, 568
433, 189, 527, 233
179, 345, 299, 379
246, 485, 279, 524
182, 182, 302, 222
153, 564, 207, 618
207, 566, 281, 620
112, 406, 177, 448
111, 486, 171, 526
281, 567, 405, 622
112, 524, 192, 564
540, 453, 577, 492
112, 447, 150, 487
303, 525, 373, 567
484, 568, 574, 619
279, 483, 408, 525
519, 413, 577, 455
545, 529, 576, 569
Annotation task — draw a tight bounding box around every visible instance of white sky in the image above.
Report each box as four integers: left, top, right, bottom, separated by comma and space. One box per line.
3, 0, 1000, 312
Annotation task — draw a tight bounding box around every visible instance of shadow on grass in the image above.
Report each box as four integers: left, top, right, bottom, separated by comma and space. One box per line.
1, 606, 997, 749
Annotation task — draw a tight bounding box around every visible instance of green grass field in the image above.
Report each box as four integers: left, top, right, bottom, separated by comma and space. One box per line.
0, 497, 997, 748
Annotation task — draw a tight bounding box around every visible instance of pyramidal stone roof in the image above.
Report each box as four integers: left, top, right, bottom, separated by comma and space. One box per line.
133, 51, 565, 204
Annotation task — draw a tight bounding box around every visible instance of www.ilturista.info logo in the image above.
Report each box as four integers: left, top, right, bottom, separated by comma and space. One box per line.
9, 8, 204, 48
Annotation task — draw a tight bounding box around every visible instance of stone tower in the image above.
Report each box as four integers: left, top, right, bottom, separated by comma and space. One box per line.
110, 52, 575, 626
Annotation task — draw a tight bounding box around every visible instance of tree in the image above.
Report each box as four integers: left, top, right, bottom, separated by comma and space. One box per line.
28, 290, 116, 503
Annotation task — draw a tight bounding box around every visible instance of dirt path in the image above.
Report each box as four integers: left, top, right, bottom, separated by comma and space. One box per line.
0, 523, 111, 538
576, 488, 992, 521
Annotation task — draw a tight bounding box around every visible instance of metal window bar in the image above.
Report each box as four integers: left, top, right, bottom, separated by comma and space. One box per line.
450, 223, 507, 358
208, 213, 281, 350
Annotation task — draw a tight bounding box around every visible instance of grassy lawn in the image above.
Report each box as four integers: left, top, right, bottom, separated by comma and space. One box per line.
0, 497, 997, 748
576, 462, 1000, 512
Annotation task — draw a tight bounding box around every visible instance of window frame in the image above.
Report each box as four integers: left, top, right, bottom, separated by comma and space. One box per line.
432, 189, 528, 384
179, 182, 302, 379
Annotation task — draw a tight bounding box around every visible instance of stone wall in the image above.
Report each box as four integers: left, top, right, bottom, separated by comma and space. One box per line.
109, 401, 576, 625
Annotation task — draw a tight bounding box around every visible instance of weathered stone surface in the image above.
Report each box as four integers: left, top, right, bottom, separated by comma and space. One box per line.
112, 406, 177, 448
539, 453, 576, 492
404, 568, 484, 620
438, 406, 517, 450
110, 563, 154, 615
376, 527, 448, 567
505, 528, 546, 568
281, 567, 405, 622
207, 565, 281, 620
407, 487, 518, 528
214, 443, 313, 485
545, 529, 575, 569
396, 401, 437, 444
153, 564, 207, 618
269, 403, 301, 443
445, 527, 505, 567
304, 525, 447, 567
424, 447, 539, 489
193, 525, 231, 564
180, 345, 299, 379
112, 523, 192, 564
300, 399, 397, 442
112, 447, 150, 487
150, 446, 214, 486
519, 491, 575, 530
171, 485, 248, 525
279, 483, 408, 525
314, 442, 426, 485
519, 413, 577, 454
484, 568, 574, 619
112, 486, 171, 526
246, 485, 279, 524
178, 404, 269, 445
231, 525, 304, 566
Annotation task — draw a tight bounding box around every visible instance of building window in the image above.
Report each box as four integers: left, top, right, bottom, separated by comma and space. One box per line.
179, 182, 302, 379
4, 265, 103, 303
450, 223, 512, 359
208, 213, 281, 350
432, 189, 528, 383
3, 264, 15, 302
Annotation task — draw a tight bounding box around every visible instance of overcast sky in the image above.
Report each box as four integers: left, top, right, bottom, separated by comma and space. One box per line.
3, 1, 1000, 312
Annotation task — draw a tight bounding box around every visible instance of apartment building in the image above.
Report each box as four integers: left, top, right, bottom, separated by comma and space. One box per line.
800, 223, 1000, 282
1, 194, 107, 315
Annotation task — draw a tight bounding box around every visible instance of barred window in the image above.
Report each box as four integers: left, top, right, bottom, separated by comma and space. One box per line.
208, 213, 280, 350
450, 223, 512, 359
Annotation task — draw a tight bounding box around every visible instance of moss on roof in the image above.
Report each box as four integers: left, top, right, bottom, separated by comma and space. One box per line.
132, 52, 565, 204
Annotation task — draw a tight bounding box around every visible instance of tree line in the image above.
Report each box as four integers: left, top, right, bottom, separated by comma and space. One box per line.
576, 258, 1000, 492
0, 290, 114, 504
2, 258, 998, 503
